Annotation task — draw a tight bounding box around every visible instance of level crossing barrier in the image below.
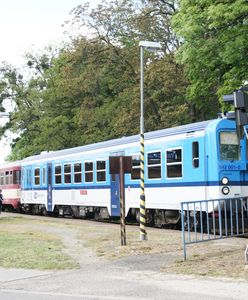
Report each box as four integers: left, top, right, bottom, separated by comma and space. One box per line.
181, 197, 248, 260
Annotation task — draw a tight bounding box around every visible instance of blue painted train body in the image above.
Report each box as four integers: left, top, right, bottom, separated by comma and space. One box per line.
19, 117, 248, 225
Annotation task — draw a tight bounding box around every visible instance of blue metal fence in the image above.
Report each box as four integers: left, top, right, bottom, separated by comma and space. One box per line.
181, 197, 248, 260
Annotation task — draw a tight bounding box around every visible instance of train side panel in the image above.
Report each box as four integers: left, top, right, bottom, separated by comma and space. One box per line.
19, 118, 248, 225
0, 162, 21, 211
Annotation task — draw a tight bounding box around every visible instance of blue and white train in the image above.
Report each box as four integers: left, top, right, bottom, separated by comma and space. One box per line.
13, 117, 248, 226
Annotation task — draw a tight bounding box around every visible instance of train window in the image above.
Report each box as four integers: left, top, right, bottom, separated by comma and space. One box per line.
55, 165, 62, 184
147, 152, 161, 179
42, 167, 46, 185
192, 142, 199, 168
64, 164, 72, 184
5, 171, 9, 185
131, 154, 140, 180
0, 172, 4, 185
96, 160, 106, 182
85, 162, 93, 183
220, 131, 240, 161
13, 170, 21, 184
166, 149, 182, 178
9, 171, 13, 184
74, 162, 82, 183
34, 168, 40, 185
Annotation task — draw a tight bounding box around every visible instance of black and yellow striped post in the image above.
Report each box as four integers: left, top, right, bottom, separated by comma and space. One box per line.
139, 44, 147, 241
139, 132, 147, 240
139, 41, 161, 241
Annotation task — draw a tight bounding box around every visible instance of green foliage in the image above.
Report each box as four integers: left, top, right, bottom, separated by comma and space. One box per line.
172, 0, 248, 112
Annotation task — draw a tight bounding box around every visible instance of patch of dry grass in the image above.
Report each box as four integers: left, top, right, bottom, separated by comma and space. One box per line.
80, 225, 182, 259
162, 239, 248, 280
0, 216, 79, 270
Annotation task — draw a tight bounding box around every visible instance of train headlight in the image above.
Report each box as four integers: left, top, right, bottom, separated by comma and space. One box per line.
222, 186, 230, 195
221, 177, 229, 185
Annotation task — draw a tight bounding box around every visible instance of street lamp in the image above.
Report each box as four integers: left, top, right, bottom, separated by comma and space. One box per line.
139, 41, 162, 241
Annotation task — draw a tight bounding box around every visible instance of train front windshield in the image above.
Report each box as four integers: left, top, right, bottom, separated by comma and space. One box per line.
219, 131, 240, 161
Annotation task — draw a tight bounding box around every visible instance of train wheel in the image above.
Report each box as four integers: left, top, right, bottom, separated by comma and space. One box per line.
41, 207, 47, 216
53, 206, 59, 217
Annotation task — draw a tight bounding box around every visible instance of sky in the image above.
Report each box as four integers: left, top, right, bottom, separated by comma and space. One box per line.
0, 0, 90, 66
0, 0, 101, 162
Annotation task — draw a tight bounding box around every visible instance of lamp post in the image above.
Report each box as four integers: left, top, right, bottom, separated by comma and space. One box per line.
139, 41, 161, 241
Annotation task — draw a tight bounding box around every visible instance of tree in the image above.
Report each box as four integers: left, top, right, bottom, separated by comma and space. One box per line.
172, 0, 248, 115
66, 0, 179, 52
0, 62, 43, 159
65, 0, 191, 132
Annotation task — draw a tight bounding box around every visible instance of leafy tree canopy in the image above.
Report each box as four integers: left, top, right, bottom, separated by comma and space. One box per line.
172, 0, 248, 110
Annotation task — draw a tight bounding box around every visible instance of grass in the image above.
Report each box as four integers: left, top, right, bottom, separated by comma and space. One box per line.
161, 243, 248, 280
0, 231, 78, 270
81, 226, 182, 259
0, 217, 79, 270
0, 214, 248, 280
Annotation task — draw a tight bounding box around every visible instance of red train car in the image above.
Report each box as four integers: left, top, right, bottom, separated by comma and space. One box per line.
0, 161, 21, 211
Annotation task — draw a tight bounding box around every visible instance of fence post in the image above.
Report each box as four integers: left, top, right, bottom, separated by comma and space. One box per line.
181, 203, 186, 260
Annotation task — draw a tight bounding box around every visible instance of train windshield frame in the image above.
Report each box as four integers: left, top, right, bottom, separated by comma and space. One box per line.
219, 131, 240, 161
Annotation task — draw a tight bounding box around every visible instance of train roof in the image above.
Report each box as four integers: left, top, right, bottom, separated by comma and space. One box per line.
21, 119, 215, 164
0, 160, 22, 168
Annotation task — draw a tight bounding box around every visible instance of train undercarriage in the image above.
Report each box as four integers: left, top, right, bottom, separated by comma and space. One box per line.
13, 203, 248, 233
19, 203, 181, 227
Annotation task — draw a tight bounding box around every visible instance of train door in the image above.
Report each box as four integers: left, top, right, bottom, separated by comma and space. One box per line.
110, 151, 124, 216
204, 131, 219, 200
25, 167, 32, 202
110, 174, 120, 216
47, 163, 53, 212
21, 166, 32, 203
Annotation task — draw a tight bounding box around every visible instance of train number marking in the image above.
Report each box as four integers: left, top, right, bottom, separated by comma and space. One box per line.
219, 164, 241, 171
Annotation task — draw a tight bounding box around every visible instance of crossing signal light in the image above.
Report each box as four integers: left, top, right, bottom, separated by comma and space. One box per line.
223, 89, 248, 140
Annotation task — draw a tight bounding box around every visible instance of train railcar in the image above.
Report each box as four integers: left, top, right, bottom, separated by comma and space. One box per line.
0, 161, 21, 211
20, 117, 248, 226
